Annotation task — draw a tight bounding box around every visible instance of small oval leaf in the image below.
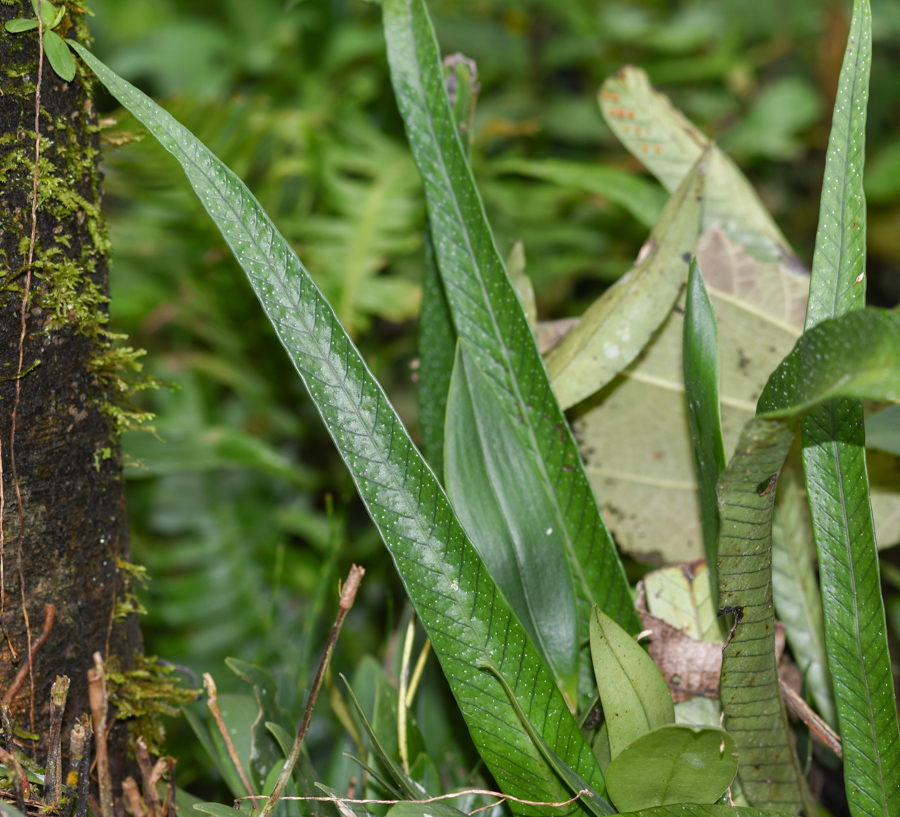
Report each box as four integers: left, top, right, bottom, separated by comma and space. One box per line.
605, 724, 738, 813
590, 605, 674, 758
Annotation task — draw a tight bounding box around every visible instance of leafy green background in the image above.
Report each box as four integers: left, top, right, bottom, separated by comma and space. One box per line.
79, 0, 900, 806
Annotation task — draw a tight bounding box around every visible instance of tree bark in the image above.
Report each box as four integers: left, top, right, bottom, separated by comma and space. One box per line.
0, 1, 143, 782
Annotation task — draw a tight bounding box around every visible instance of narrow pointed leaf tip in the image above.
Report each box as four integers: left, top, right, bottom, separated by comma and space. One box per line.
70, 41, 605, 813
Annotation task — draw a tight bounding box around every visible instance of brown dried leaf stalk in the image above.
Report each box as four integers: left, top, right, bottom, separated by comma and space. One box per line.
89, 652, 113, 817
123, 776, 148, 817
259, 565, 365, 817
43, 674, 70, 806
136, 738, 162, 817
204, 672, 255, 798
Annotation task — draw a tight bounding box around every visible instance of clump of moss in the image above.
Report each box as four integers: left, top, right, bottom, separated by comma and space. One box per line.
104, 655, 200, 755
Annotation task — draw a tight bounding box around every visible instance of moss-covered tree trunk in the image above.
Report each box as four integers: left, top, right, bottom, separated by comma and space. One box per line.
0, 1, 143, 782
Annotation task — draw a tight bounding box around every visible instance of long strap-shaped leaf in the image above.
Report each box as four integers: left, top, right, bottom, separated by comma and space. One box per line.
68, 42, 606, 814
798, 2, 900, 815
718, 308, 900, 816
382, 0, 639, 639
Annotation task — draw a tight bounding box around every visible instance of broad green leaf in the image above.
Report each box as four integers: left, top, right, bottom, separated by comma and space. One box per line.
446, 344, 579, 705
682, 257, 726, 607
590, 606, 674, 759
225, 659, 294, 789
383, 0, 640, 648
643, 562, 719, 643
599, 67, 799, 269
193, 804, 244, 817
572, 228, 807, 563
417, 229, 455, 477
482, 662, 615, 817
183, 704, 246, 798
493, 158, 667, 230
417, 52, 474, 477
770, 465, 836, 729
30, 0, 58, 29
387, 804, 468, 817
208, 694, 259, 795
5, 18, 38, 32
45, 29, 75, 82
866, 404, 900, 456
799, 3, 900, 813
719, 308, 900, 815
605, 724, 737, 812
341, 676, 427, 801
612, 807, 792, 817
547, 157, 705, 410
72, 42, 607, 815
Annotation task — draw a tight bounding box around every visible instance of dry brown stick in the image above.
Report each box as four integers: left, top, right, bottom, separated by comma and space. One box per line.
2, 603, 55, 704
43, 674, 70, 806
89, 652, 113, 817
123, 776, 148, 817
259, 565, 365, 817
136, 738, 162, 817
163, 757, 178, 817
0, 744, 30, 811
780, 679, 843, 759
74, 715, 94, 817
204, 672, 255, 798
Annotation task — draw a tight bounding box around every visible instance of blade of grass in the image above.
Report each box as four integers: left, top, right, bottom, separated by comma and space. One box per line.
798, 2, 900, 814
682, 256, 726, 610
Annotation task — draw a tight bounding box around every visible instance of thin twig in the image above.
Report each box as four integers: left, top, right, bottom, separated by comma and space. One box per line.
43, 674, 70, 806
780, 679, 843, 758
238, 788, 593, 813
259, 565, 365, 817
2, 603, 55, 704
163, 756, 178, 817
89, 652, 113, 817
204, 672, 255, 798
74, 715, 93, 817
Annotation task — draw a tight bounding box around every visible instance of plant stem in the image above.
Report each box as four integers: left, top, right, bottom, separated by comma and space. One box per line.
260, 565, 365, 817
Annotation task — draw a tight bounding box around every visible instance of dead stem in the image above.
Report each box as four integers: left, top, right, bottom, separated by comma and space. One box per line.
203, 672, 255, 798
259, 565, 365, 817
89, 652, 113, 817
43, 674, 70, 806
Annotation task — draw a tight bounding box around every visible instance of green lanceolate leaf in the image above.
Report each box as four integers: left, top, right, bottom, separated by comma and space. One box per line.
44, 29, 75, 82
718, 308, 900, 815
417, 229, 454, 476
71, 42, 606, 815
770, 465, 836, 729
611, 808, 793, 817
589, 606, 674, 759
445, 344, 579, 705
547, 156, 704, 410
387, 804, 468, 817
800, 2, 900, 813
382, 0, 640, 648
493, 158, 666, 230
604, 724, 738, 813
599, 67, 800, 269
682, 256, 726, 609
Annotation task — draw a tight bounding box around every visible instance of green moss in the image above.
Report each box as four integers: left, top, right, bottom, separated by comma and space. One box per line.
104, 655, 200, 756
